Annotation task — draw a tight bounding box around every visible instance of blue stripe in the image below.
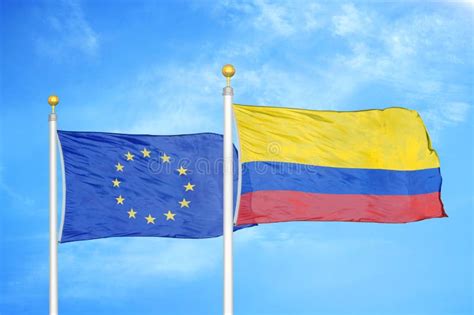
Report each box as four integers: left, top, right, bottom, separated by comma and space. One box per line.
241, 161, 441, 196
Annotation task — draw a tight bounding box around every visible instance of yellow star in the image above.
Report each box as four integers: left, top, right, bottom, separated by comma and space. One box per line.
179, 198, 190, 208
145, 214, 156, 224
163, 210, 176, 221
128, 208, 137, 219
184, 182, 195, 191
115, 162, 124, 172
112, 178, 121, 187
125, 151, 134, 161
116, 195, 125, 205
141, 148, 151, 158
177, 166, 188, 176
161, 153, 171, 163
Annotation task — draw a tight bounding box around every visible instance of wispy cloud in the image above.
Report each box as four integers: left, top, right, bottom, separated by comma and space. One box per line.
36, 0, 99, 59
126, 63, 223, 135
332, 3, 372, 36
444, 102, 471, 123
57, 237, 220, 298
215, 0, 322, 37
207, 2, 473, 131
0, 166, 35, 208
3, 237, 221, 302
233, 225, 396, 289
58, 2, 470, 140
421, 102, 471, 138
331, 6, 473, 136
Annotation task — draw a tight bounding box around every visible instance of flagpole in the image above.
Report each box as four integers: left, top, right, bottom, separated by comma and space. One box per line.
222, 64, 235, 315
48, 95, 59, 315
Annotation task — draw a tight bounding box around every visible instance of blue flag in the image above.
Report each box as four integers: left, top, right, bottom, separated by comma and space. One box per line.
58, 131, 245, 243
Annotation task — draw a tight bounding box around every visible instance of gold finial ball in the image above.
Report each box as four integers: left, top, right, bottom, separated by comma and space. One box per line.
222, 64, 235, 78
48, 95, 59, 107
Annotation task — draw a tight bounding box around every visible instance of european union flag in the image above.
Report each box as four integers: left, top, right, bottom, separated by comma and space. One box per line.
58, 131, 243, 243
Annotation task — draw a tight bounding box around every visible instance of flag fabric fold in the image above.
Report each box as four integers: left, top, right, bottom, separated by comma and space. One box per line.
58, 131, 245, 243
233, 104, 446, 225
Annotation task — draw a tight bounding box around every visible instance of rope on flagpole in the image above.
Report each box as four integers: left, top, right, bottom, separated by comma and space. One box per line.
222, 64, 235, 315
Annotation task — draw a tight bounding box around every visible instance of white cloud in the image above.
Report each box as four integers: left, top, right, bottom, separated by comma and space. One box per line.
2, 234, 221, 302
58, 61, 226, 135
0, 166, 35, 208
235, 224, 393, 252
216, 0, 322, 37
36, 0, 99, 59
0, 180, 35, 207
332, 3, 372, 36
56, 2, 472, 146
421, 101, 471, 139
210, 2, 470, 117
254, 0, 295, 36
235, 64, 348, 109
58, 237, 220, 298
125, 63, 224, 135
444, 102, 471, 123
327, 6, 472, 138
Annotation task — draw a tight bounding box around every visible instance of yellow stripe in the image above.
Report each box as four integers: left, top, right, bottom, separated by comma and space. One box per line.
233, 104, 440, 170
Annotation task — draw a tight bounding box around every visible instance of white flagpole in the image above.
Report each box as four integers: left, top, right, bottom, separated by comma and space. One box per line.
222, 64, 235, 315
48, 95, 59, 315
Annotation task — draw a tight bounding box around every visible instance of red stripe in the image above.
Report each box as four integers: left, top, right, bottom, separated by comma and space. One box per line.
236, 191, 446, 225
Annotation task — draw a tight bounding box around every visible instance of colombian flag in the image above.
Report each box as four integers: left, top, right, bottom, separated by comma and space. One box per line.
233, 104, 446, 225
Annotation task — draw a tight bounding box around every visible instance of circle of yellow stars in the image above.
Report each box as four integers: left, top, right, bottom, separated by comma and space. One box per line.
111, 148, 195, 225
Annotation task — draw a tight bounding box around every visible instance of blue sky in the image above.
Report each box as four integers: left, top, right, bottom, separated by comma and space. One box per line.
1, 1, 473, 314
